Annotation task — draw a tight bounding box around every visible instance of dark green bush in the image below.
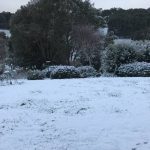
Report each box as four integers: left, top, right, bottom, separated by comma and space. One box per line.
27, 70, 45, 80
42, 66, 57, 78
51, 66, 80, 79
117, 62, 150, 77
102, 44, 137, 73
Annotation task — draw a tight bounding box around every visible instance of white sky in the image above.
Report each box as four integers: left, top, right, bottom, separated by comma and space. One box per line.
0, 0, 149, 13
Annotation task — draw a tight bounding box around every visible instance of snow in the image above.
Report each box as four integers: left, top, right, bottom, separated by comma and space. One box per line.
114, 39, 150, 52
98, 27, 108, 36
0, 29, 11, 37
0, 78, 150, 150
117, 62, 150, 77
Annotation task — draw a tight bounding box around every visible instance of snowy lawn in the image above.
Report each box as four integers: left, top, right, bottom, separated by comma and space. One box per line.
0, 78, 150, 150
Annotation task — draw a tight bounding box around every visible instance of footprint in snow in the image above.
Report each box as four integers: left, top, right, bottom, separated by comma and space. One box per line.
30, 90, 42, 94
132, 141, 149, 150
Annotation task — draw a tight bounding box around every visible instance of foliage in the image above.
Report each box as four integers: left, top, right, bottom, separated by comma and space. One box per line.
42, 66, 57, 78
0, 12, 12, 29
102, 44, 137, 73
10, 0, 103, 68
0, 32, 8, 63
114, 39, 150, 63
102, 8, 150, 40
27, 70, 45, 80
117, 62, 150, 77
0, 65, 18, 85
104, 31, 117, 47
0, 64, 4, 75
44, 65, 98, 79
51, 66, 80, 79
136, 48, 150, 63
77, 66, 97, 78
71, 25, 104, 70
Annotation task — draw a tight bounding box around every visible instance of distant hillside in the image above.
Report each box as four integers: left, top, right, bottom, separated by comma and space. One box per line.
0, 12, 13, 29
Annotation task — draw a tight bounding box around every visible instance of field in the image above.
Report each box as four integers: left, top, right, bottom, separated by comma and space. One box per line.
0, 78, 150, 150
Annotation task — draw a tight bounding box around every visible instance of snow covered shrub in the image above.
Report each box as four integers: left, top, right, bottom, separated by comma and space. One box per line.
117, 62, 150, 77
13, 67, 27, 79
102, 44, 137, 73
0, 74, 8, 85
136, 48, 150, 63
42, 66, 58, 78
0, 71, 15, 85
77, 66, 97, 78
114, 39, 150, 63
51, 66, 80, 79
27, 70, 45, 80
144, 48, 150, 63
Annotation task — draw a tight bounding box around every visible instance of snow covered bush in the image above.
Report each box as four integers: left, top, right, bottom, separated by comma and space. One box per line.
51, 66, 80, 79
116, 62, 150, 77
0, 70, 16, 85
0, 65, 27, 85
13, 67, 27, 79
27, 70, 45, 80
114, 39, 150, 63
42, 66, 58, 78
102, 44, 137, 73
0, 74, 9, 85
77, 66, 97, 78
136, 48, 150, 63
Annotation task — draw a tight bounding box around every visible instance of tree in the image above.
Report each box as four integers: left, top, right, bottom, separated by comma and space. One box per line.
10, 0, 102, 68
71, 25, 104, 69
101, 8, 150, 40
0, 12, 12, 29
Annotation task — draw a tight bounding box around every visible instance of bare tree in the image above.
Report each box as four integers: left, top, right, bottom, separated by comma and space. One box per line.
71, 25, 104, 69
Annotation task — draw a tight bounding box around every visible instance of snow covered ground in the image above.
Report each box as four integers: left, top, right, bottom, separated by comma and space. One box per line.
0, 78, 150, 150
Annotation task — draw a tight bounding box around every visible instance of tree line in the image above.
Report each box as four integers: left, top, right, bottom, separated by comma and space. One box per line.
102, 8, 150, 40
0, 12, 12, 29
1, 1, 150, 69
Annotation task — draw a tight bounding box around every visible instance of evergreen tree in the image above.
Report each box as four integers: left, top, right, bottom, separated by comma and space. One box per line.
10, 0, 102, 68
102, 8, 150, 40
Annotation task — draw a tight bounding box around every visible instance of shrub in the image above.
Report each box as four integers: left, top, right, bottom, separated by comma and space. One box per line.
42, 66, 58, 78
0, 64, 4, 75
77, 66, 97, 78
102, 44, 137, 73
0, 73, 7, 82
51, 66, 80, 79
27, 70, 45, 80
13, 67, 27, 79
136, 48, 150, 63
116, 62, 150, 77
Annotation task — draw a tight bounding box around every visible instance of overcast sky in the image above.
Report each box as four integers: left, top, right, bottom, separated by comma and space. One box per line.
0, 0, 149, 13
